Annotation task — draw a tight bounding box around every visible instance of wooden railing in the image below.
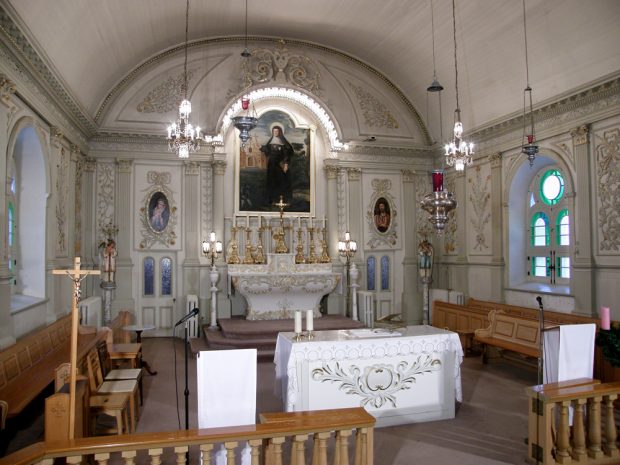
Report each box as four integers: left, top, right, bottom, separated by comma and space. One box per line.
0, 407, 375, 465
526, 379, 620, 464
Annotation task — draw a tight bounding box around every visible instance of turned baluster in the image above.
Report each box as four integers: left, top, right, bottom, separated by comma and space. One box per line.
555, 401, 571, 463
312, 432, 330, 465
249, 439, 262, 465
603, 394, 619, 457
40, 460, 54, 465
67, 456, 82, 465
587, 396, 604, 459
174, 446, 188, 465
147, 448, 163, 465
94, 453, 110, 465
225, 441, 238, 465
200, 444, 214, 465
354, 428, 369, 465
270, 436, 285, 465
335, 430, 352, 465
291, 434, 308, 465
571, 400, 587, 460
121, 450, 137, 465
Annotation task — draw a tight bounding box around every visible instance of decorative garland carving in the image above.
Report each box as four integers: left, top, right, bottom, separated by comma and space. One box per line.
337, 169, 347, 237
365, 179, 398, 249
137, 71, 194, 113
443, 175, 457, 254
55, 147, 68, 255
96, 162, 115, 242
242, 41, 320, 94
139, 171, 178, 249
468, 166, 491, 251
201, 164, 213, 241
595, 128, 620, 252
311, 355, 441, 409
348, 81, 399, 129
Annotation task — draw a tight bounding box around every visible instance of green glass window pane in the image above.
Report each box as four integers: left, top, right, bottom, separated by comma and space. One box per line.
557, 211, 570, 246
533, 256, 548, 277
540, 169, 565, 205
558, 256, 570, 278
531, 213, 549, 247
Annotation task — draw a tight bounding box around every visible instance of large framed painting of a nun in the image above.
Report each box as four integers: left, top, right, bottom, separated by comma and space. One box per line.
236, 109, 313, 214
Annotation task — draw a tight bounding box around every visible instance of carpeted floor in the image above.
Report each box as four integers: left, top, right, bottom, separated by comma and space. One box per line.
3, 337, 535, 464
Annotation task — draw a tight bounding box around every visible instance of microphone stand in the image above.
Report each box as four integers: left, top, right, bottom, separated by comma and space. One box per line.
535, 296, 544, 465
184, 323, 190, 431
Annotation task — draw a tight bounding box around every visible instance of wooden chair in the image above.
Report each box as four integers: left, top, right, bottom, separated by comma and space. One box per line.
89, 394, 130, 435
103, 328, 142, 370
86, 349, 139, 433
96, 341, 143, 405
0, 400, 7, 431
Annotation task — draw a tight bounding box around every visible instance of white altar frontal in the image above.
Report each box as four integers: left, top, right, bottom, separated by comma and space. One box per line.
228, 253, 340, 320
274, 325, 463, 427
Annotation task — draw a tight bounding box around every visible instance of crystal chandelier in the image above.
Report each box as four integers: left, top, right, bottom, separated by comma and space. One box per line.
521, 0, 538, 167
444, 0, 473, 172
420, 170, 457, 234
231, 0, 257, 146
167, 0, 201, 159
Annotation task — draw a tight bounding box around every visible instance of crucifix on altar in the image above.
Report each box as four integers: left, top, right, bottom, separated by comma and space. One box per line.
52, 256, 100, 439
272, 195, 289, 253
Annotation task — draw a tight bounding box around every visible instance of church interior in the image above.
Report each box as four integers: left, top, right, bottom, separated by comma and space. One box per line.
1, 0, 620, 464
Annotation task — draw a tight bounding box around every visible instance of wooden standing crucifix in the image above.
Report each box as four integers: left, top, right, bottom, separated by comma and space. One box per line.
52, 256, 100, 439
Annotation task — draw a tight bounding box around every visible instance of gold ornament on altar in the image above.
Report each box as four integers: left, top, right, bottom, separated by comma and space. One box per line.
227, 226, 242, 264
273, 195, 289, 254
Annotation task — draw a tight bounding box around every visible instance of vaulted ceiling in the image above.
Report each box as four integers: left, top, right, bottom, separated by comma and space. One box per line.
3, 0, 620, 143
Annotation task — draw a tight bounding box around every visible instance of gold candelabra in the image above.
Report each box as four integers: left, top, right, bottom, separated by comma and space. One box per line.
319, 227, 331, 263
242, 227, 254, 264
306, 227, 319, 264
254, 227, 266, 264
295, 228, 306, 264
227, 226, 241, 264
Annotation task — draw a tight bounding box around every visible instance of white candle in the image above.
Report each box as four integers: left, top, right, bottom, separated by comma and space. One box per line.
601, 306, 611, 330
246, 215, 250, 227
323, 217, 326, 228
298, 216, 301, 229
294, 311, 302, 334
306, 309, 314, 332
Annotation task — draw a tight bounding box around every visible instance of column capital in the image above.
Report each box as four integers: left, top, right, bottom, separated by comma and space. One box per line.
347, 168, 361, 181
184, 161, 200, 175
83, 156, 97, 172
50, 126, 64, 147
0, 74, 16, 108
401, 169, 416, 182
213, 160, 227, 176
570, 124, 589, 146
116, 158, 133, 173
488, 152, 502, 168
324, 164, 339, 180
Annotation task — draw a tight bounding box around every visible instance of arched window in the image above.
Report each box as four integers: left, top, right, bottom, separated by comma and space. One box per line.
366, 257, 376, 291
527, 167, 571, 284
143, 257, 155, 296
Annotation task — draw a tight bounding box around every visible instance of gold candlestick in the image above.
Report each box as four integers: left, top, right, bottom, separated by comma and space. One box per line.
273, 195, 289, 254
254, 227, 266, 264
295, 228, 306, 264
242, 227, 254, 264
319, 227, 331, 263
307, 227, 318, 263
227, 226, 241, 264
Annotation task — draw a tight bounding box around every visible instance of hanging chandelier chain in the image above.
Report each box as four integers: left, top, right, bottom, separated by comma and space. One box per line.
452, 0, 459, 113
430, 0, 438, 78
183, 0, 190, 98
244, 0, 249, 50
522, 0, 531, 89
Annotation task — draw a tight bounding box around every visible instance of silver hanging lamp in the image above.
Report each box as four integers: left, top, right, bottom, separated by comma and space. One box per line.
521, 0, 539, 166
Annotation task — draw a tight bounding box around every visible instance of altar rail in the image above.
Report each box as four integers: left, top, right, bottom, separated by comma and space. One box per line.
0, 407, 375, 465
526, 379, 620, 465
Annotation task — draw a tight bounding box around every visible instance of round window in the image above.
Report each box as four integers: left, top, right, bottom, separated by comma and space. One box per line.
540, 169, 564, 205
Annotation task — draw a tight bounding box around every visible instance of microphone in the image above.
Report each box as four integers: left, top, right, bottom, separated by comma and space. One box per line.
536, 296, 543, 309
174, 308, 199, 327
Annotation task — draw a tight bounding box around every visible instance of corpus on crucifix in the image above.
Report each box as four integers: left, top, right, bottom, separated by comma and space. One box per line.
272, 195, 289, 253
51, 257, 100, 439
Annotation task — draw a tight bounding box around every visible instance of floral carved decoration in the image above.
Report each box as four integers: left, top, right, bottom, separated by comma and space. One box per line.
596, 128, 620, 252
468, 166, 491, 251
137, 71, 194, 113
348, 82, 399, 129
311, 355, 441, 409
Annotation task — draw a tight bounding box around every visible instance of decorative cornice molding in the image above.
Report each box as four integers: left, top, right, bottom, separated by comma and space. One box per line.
0, 5, 96, 134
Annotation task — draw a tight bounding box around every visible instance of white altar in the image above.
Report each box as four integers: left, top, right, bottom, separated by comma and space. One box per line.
274, 325, 463, 427
228, 253, 340, 320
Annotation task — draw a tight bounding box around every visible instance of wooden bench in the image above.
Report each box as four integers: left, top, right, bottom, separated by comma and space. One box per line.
474, 310, 541, 363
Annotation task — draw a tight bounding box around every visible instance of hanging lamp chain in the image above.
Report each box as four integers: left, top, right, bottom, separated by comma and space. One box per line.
183, 0, 190, 98
431, 0, 438, 79
452, 0, 459, 114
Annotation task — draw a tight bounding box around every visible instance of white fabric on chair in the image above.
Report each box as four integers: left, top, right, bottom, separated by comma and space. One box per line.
197, 349, 257, 465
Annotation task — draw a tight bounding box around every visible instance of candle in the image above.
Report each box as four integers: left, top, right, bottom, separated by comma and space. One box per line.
298, 216, 301, 229
601, 306, 611, 330
323, 217, 326, 228
306, 309, 314, 332
294, 311, 302, 334
246, 215, 250, 227
234, 216, 237, 227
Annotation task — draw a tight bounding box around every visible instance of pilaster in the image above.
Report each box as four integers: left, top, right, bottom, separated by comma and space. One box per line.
488, 152, 505, 301
570, 124, 594, 311
113, 158, 134, 313
183, 161, 201, 298
401, 169, 421, 324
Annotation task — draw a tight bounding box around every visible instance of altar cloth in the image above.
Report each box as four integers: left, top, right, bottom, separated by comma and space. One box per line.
274, 325, 463, 427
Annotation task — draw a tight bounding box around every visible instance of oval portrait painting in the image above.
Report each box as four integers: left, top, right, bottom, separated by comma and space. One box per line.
148, 191, 170, 232
373, 197, 391, 233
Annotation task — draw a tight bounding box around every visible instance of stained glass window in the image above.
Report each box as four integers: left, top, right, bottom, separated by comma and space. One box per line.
143, 257, 154, 296
531, 212, 549, 247
367, 257, 375, 291
540, 169, 564, 205
381, 256, 390, 290
557, 209, 570, 246
161, 257, 172, 296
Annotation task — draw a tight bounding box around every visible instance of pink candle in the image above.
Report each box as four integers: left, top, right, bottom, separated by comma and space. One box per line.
600, 306, 611, 330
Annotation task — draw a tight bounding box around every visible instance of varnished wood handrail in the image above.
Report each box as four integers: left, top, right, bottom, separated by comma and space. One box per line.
532, 381, 620, 403
0, 407, 375, 465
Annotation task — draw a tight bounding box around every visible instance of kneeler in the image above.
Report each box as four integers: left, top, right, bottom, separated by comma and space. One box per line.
197, 349, 257, 465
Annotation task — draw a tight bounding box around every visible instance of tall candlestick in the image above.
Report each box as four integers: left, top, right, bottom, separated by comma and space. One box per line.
294, 311, 302, 334
323, 217, 326, 228
246, 215, 250, 227
306, 309, 314, 332
298, 216, 301, 229
601, 306, 611, 330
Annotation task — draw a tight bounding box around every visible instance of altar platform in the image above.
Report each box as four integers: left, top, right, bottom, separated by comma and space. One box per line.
201, 315, 365, 357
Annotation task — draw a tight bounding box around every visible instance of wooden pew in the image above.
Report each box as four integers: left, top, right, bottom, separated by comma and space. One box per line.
474, 310, 541, 362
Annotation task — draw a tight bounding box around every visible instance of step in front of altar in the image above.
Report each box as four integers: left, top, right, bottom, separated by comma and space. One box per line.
202, 316, 366, 357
